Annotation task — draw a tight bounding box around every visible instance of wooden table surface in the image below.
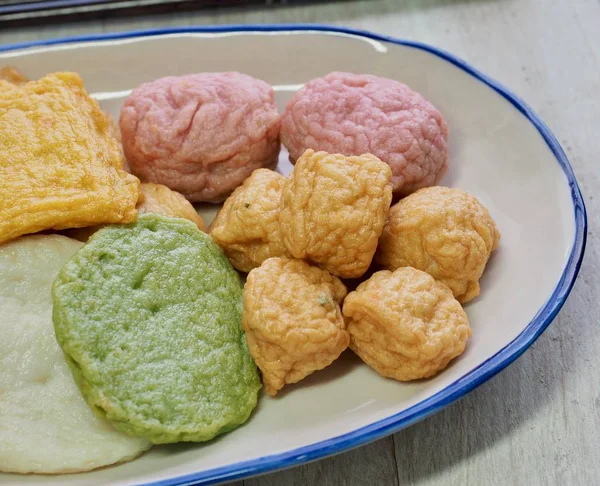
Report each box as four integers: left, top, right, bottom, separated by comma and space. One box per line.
2, 1, 597, 484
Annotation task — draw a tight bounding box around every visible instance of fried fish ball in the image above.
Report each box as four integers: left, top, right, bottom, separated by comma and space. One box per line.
137, 183, 204, 230
376, 186, 500, 303
210, 169, 289, 272
343, 267, 471, 381
243, 257, 349, 396
0, 72, 139, 244
279, 150, 393, 278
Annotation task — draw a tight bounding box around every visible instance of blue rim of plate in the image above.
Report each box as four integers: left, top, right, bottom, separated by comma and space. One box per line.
0, 24, 587, 486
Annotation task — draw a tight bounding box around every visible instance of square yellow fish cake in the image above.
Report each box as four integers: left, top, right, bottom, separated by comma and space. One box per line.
0, 72, 139, 244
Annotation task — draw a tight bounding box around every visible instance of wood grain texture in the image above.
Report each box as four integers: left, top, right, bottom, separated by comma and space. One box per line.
1, 1, 597, 484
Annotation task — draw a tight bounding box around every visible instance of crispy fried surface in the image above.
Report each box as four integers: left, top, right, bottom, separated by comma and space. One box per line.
138, 183, 204, 230
243, 257, 349, 396
343, 267, 471, 381
376, 186, 500, 303
0, 72, 139, 244
279, 150, 393, 278
210, 169, 289, 272
0, 66, 127, 167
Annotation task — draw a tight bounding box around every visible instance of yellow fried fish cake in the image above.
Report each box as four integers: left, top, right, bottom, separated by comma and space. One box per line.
0, 72, 139, 244
0, 66, 127, 167
66, 183, 204, 241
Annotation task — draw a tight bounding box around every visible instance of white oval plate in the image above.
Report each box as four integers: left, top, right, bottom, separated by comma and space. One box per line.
0, 25, 586, 486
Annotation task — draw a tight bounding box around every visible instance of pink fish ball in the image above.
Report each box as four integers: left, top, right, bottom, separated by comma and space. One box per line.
120, 72, 281, 203
281, 72, 449, 196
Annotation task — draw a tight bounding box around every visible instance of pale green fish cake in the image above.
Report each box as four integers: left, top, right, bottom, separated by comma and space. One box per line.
53, 214, 261, 444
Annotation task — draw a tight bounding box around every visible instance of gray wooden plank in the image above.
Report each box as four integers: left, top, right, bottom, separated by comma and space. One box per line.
244, 436, 399, 486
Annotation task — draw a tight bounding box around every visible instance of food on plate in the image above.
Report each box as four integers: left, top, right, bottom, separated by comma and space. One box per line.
0, 235, 150, 474
280, 72, 448, 196
0, 59, 506, 478
0, 66, 124, 159
0, 72, 139, 245
137, 182, 205, 229
120, 72, 281, 203
343, 267, 471, 381
279, 149, 393, 278
67, 182, 205, 241
210, 169, 289, 272
53, 214, 260, 444
107, 112, 122, 143
376, 186, 500, 303
0, 66, 28, 84
243, 257, 349, 396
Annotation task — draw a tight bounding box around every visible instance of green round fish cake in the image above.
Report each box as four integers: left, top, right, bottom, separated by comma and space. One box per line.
53, 214, 261, 444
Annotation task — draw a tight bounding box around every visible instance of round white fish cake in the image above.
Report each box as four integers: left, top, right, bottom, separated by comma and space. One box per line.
0, 235, 151, 474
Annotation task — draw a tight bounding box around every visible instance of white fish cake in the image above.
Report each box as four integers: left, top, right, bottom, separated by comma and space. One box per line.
0, 235, 151, 474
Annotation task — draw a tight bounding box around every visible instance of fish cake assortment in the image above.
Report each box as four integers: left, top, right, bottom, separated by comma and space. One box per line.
0, 64, 501, 476
210, 150, 394, 277
222, 148, 491, 391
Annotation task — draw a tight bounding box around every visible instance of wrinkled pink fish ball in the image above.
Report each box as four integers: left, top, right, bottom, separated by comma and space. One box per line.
280, 72, 449, 196
120, 72, 281, 203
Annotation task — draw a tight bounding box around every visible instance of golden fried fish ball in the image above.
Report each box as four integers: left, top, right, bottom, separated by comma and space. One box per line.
376, 186, 500, 303
0, 72, 139, 244
137, 183, 204, 230
279, 149, 393, 278
210, 169, 290, 272
243, 257, 349, 396
343, 267, 471, 381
